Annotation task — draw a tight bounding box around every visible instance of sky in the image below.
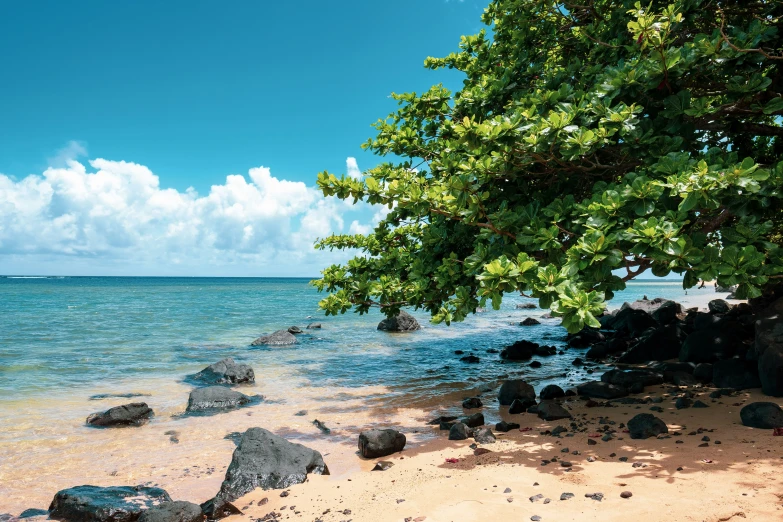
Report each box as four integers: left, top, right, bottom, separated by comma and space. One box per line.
0, 0, 487, 276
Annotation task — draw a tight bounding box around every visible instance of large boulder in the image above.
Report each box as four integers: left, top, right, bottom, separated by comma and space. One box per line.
576, 381, 628, 400
539, 384, 565, 401
500, 340, 537, 360
708, 299, 731, 314
600, 369, 663, 388
86, 403, 154, 428
49, 485, 171, 522
205, 428, 328, 517
377, 311, 420, 332
602, 307, 657, 337
755, 297, 783, 396
627, 414, 668, 439
712, 359, 761, 390
679, 329, 737, 363
186, 387, 252, 413
138, 502, 204, 522
190, 358, 254, 385
651, 300, 682, 324
618, 323, 686, 363
537, 401, 571, 421
251, 330, 297, 346
358, 429, 406, 458
498, 379, 536, 406
740, 402, 783, 429
586, 338, 631, 360
448, 422, 471, 440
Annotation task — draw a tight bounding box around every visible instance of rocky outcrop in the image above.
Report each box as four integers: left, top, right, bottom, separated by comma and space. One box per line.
377, 311, 420, 332
190, 358, 254, 385
520, 317, 540, 326
49, 485, 171, 522
601, 307, 657, 337
498, 379, 536, 406
251, 330, 297, 346
186, 387, 253, 413
204, 428, 328, 518
137, 502, 204, 522
358, 429, 406, 458
86, 403, 154, 428
679, 329, 737, 363
754, 297, 783, 396
627, 414, 668, 439
740, 402, 783, 429
618, 323, 686, 363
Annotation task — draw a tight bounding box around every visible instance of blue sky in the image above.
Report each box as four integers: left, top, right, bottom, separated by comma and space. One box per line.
0, 0, 487, 276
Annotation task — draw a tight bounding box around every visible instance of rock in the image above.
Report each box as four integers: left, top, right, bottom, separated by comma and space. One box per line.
537, 401, 571, 421
500, 340, 537, 360
601, 369, 663, 388
620, 491, 633, 499
585, 493, 604, 502
712, 358, 761, 390
560, 492, 574, 500
49, 486, 172, 522
618, 323, 687, 363
377, 310, 420, 332
509, 399, 531, 414
461, 412, 485, 428
649, 361, 696, 374
498, 379, 536, 406
313, 419, 331, 434
306, 323, 322, 329
754, 297, 783, 396
473, 427, 496, 444
708, 299, 731, 314
679, 330, 737, 363
251, 330, 297, 346
603, 307, 657, 337
532, 345, 557, 356
668, 371, 698, 386
526, 404, 539, 414
204, 428, 328, 517
693, 363, 713, 384
572, 358, 584, 366
448, 423, 471, 440
651, 300, 682, 324
191, 358, 254, 385
740, 402, 783, 429
371, 461, 394, 471
138, 502, 204, 522
460, 355, 480, 363
495, 421, 520, 432
86, 403, 153, 428
539, 384, 565, 401
520, 317, 541, 326
287, 326, 303, 334
428, 415, 458, 425
186, 387, 253, 412
358, 429, 406, 458
576, 381, 628, 399
462, 397, 483, 409
529, 361, 542, 369
692, 400, 709, 408
516, 303, 537, 309
627, 413, 668, 439
18, 509, 48, 519
567, 328, 605, 348
716, 284, 738, 293
675, 397, 692, 409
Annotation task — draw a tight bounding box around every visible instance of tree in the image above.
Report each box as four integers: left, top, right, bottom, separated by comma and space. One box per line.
314, 0, 783, 332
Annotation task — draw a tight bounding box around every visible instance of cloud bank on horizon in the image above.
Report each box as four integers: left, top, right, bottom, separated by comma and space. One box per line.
0, 146, 378, 276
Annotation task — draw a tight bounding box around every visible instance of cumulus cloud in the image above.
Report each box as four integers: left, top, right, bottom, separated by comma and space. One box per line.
0, 153, 375, 276
346, 157, 362, 180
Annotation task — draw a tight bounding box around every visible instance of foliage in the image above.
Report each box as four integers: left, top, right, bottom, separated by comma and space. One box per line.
314, 0, 783, 332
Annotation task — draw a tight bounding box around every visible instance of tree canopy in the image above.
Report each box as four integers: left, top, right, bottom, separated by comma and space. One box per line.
313, 0, 783, 332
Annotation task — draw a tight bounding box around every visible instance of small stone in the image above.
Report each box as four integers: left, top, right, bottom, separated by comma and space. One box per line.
529, 494, 544, 503
560, 492, 574, 501
619, 456, 628, 462
585, 493, 604, 501
698, 442, 709, 447
372, 461, 394, 471
531, 517, 542, 522
586, 456, 596, 462
620, 491, 633, 499
503, 488, 512, 494
587, 439, 597, 446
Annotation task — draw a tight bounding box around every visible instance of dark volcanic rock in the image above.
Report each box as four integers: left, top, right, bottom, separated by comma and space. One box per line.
377, 310, 420, 332
358, 429, 406, 458
495, 421, 520, 432
449, 422, 471, 440
651, 300, 682, 324
708, 299, 731, 314
693, 363, 714, 384
712, 359, 761, 390
86, 403, 154, 428
509, 399, 532, 414
679, 329, 736, 363
576, 381, 628, 399
618, 323, 686, 363
740, 402, 783, 429
19, 509, 48, 518
191, 358, 254, 385
287, 326, 303, 334
462, 412, 485, 428
250, 330, 297, 346
49, 485, 171, 522
567, 328, 605, 348
498, 380, 536, 406
754, 297, 783, 396
473, 427, 496, 444
500, 340, 537, 360
603, 307, 657, 337
186, 387, 252, 413
516, 302, 537, 309
601, 369, 663, 388
539, 384, 565, 401
138, 501, 204, 522
648, 361, 696, 374
537, 401, 571, 421
462, 397, 483, 409
460, 355, 481, 363
306, 323, 322, 329
627, 413, 668, 439
204, 428, 328, 517
520, 317, 541, 326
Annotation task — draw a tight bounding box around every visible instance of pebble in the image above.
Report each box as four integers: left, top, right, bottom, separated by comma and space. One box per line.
585, 493, 604, 501
560, 492, 574, 501
621, 491, 633, 499
504, 488, 512, 493
530, 494, 544, 503
587, 439, 597, 446
531, 517, 542, 521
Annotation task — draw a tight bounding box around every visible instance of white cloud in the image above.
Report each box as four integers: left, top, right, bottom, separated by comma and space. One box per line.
0, 152, 374, 276
346, 157, 362, 180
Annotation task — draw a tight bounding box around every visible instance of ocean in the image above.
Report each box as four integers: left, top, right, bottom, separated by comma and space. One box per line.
0, 276, 722, 512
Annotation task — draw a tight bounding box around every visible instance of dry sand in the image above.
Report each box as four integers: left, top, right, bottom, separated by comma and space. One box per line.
226, 387, 782, 522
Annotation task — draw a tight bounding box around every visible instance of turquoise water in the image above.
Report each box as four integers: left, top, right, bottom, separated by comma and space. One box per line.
0, 276, 715, 404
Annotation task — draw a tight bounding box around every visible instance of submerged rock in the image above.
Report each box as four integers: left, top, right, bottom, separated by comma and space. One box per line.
287, 326, 303, 334
190, 358, 254, 385
186, 387, 252, 412
204, 428, 328, 518
86, 403, 154, 428
740, 402, 783, 429
250, 330, 297, 346
500, 340, 537, 360
137, 501, 204, 522
49, 485, 171, 522
377, 311, 420, 332
520, 317, 540, 326
358, 429, 406, 458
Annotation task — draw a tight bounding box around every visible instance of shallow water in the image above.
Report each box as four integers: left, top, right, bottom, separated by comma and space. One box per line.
0, 276, 720, 512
